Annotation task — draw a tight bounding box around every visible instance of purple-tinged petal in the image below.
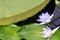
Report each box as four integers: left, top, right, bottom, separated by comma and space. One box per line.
42, 13, 45, 16
45, 12, 50, 16
37, 19, 41, 22
39, 15, 42, 18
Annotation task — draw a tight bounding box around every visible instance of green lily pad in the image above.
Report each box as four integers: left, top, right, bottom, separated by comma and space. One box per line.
50, 30, 60, 40
0, 0, 50, 25
19, 23, 47, 40
0, 25, 20, 40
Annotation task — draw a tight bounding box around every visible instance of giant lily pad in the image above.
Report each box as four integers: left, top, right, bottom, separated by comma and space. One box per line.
0, 0, 50, 25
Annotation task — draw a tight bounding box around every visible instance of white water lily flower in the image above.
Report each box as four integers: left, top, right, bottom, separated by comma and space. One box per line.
37, 12, 54, 24
42, 26, 59, 39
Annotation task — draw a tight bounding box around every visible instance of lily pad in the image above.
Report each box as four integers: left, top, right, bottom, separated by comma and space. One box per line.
19, 23, 47, 40
0, 0, 50, 25
0, 25, 20, 40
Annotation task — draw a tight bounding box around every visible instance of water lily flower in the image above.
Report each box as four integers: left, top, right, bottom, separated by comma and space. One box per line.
37, 12, 54, 25
42, 26, 59, 39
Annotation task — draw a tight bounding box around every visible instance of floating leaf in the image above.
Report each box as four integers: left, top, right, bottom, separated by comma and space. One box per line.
0, 0, 50, 25
0, 25, 21, 40
19, 23, 47, 40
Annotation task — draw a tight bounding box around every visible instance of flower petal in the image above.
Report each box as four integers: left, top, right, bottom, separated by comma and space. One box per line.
42, 27, 52, 38
45, 12, 50, 16
42, 13, 45, 16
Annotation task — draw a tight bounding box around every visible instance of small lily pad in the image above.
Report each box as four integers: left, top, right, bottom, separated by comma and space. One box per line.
19, 23, 47, 40
0, 25, 21, 40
